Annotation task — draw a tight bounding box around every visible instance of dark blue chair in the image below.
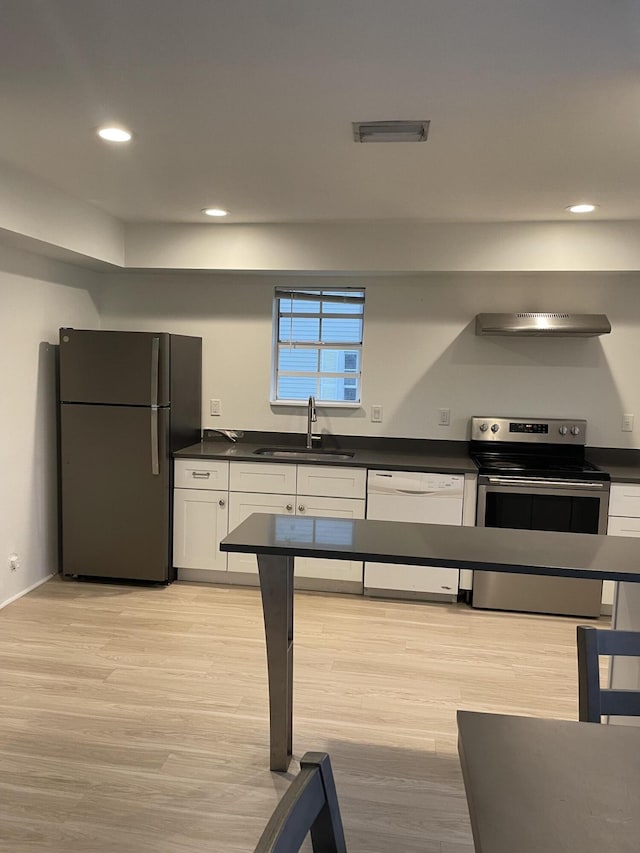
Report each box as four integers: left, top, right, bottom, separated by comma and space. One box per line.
577, 625, 640, 722
254, 752, 347, 853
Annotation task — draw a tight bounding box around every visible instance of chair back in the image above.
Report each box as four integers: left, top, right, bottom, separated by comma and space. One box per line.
254, 752, 347, 853
577, 625, 640, 722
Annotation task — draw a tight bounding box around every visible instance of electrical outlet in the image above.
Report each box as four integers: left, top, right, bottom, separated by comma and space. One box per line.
438, 408, 451, 426
622, 413, 634, 432
210, 399, 222, 417
8, 553, 19, 571
371, 405, 383, 423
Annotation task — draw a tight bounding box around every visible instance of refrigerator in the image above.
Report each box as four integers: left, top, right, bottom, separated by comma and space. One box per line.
59, 328, 202, 582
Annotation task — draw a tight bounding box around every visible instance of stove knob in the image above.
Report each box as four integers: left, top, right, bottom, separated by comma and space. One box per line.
479, 422, 489, 432
491, 423, 500, 433
570, 425, 581, 436
559, 425, 568, 436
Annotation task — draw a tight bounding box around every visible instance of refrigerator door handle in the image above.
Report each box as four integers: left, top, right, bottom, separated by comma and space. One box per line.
150, 407, 160, 475
150, 337, 160, 406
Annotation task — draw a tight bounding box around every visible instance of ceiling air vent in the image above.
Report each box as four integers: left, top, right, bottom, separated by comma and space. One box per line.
475, 313, 611, 337
352, 120, 430, 143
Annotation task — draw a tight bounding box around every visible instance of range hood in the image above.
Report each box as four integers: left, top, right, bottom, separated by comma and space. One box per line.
475, 313, 611, 337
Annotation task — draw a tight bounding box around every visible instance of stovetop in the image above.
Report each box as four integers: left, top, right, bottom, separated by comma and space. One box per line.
469, 416, 610, 482
470, 450, 610, 481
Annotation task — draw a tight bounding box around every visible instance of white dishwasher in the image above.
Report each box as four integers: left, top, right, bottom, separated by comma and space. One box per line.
364, 470, 464, 601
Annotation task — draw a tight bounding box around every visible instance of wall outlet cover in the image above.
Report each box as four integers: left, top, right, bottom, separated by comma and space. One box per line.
438, 408, 451, 426
210, 399, 222, 416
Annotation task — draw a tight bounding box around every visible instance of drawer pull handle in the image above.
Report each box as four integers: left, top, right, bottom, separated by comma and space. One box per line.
298, 504, 305, 513
219, 499, 226, 507
192, 471, 211, 479
286, 504, 293, 512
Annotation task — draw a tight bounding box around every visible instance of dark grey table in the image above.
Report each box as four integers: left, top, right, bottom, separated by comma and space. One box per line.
457, 710, 640, 852
220, 513, 640, 771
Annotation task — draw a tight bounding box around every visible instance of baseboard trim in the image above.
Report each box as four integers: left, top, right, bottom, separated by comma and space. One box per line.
1, 572, 56, 611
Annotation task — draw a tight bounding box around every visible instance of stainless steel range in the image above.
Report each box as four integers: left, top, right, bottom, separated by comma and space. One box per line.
470, 416, 610, 617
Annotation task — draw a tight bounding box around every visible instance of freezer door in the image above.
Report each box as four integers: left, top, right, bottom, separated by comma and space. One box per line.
60, 403, 171, 581
59, 329, 171, 406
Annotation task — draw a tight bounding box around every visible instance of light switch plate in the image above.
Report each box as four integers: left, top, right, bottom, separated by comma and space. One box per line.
371, 405, 383, 423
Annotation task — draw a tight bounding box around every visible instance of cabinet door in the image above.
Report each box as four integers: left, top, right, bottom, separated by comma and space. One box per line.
295, 496, 365, 582
227, 491, 295, 574
173, 489, 228, 571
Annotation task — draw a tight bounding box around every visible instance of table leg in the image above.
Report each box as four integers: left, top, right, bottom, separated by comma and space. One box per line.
257, 554, 294, 771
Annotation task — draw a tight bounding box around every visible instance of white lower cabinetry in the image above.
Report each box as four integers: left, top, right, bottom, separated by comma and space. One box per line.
607, 482, 640, 724
173, 460, 230, 575
228, 462, 366, 591
227, 490, 295, 575
174, 459, 366, 592
293, 494, 365, 582
606, 483, 640, 608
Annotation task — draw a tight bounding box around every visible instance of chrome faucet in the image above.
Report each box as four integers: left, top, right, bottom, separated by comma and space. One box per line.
306, 396, 317, 448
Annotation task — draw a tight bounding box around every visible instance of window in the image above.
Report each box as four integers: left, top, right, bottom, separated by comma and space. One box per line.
272, 287, 365, 404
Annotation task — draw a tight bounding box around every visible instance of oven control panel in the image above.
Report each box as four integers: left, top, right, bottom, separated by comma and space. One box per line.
471, 417, 587, 444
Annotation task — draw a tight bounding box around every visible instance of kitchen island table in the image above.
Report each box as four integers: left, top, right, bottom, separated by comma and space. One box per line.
220, 513, 640, 771
457, 710, 640, 853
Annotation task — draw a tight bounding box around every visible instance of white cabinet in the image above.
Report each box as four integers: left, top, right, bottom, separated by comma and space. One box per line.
227, 489, 296, 574
294, 494, 365, 582
227, 462, 366, 590
607, 482, 640, 724
365, 470, 465, 601
173, 460, 230, 573
606, 483, 640, 607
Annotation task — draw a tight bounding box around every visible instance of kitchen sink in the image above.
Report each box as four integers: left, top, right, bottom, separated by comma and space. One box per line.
253, 447, 355, 462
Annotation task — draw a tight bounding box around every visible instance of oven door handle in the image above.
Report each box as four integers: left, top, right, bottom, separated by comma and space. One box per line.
485, 476, 607, 490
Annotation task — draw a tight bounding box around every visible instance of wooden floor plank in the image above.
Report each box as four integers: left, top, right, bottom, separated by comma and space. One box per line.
0, 576, 607, 852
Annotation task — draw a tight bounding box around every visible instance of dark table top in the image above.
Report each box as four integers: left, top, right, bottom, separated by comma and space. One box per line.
457, 711, 640, 853
220, 514, 640, 582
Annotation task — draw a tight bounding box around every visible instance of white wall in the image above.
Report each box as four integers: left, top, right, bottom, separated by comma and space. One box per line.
0, 246, 100, 607
0, 160, 124, 267
125, 221, 640, 272
97, 271, 640, 448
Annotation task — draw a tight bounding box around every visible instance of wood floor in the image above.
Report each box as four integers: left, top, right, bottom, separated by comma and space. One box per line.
0, 577, 609, 852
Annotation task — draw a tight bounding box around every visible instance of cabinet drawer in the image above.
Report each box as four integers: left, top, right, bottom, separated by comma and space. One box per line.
229, 462, 297, 494
609, 483, 640, 518
175, 459, 229, 490
297, 465, 366, 499
608, 515, 640, 537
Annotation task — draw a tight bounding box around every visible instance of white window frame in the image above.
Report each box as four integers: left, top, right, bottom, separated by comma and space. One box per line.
271, 287, 365, 407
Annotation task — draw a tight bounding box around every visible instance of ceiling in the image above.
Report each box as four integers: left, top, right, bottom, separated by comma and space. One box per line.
2, 0, 640, 226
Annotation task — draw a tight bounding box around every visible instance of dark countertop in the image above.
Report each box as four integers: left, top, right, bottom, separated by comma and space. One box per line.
587, 447, 640, 484
220, 513, 640, 582
174, 433, 478, 474
457, 711, 640, 853
174, 431, 640, 482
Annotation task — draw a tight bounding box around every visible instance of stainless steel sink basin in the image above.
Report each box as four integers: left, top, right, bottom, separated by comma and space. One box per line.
253, 447, 355, 462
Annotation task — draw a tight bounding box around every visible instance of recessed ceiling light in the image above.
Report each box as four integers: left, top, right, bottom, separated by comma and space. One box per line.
97, 126, 132, 143
202, 208, 229, 217
566, 203, 597, 214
